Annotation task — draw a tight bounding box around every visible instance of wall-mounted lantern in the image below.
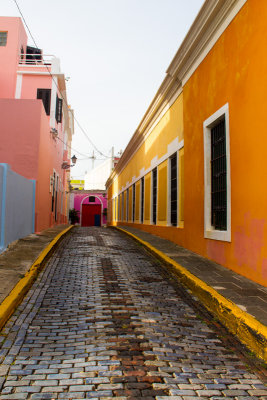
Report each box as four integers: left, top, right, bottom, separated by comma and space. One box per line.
61, 155, 77, 169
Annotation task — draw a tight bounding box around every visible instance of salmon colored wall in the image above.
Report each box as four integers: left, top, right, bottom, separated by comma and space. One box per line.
0, 17, 27, 98
0, 99, 41, 178
21, 75, 52, 100
35, 106, 53, 231
0, 99, 67, 232
0, 17, 70, 232
182, 0, 267, 285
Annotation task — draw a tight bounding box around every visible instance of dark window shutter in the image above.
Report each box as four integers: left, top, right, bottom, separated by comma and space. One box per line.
37, 88, 51, 115
152, 168, 157, 224
211, 118, 227, 230
170, 153, 177, 226
55, 95, 63, 123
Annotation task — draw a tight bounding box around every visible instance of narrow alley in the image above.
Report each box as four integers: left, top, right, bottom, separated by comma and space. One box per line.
0, 227, 266, 399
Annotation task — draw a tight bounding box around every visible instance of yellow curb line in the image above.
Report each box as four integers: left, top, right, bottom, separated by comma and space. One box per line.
0, 225, 73, 331
116, 227, 267, 362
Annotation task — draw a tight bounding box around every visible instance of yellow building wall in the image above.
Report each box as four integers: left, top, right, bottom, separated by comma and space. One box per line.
158, 160, 167, 225
116, 93, 183, 192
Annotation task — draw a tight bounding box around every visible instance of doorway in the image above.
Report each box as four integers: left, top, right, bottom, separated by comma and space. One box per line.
81, 204, 101, 227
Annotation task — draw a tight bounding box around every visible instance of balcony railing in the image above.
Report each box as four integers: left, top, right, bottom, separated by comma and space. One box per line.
18, 54, 54, 66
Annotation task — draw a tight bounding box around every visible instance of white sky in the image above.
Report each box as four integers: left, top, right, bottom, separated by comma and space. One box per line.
2, 0, 204, 178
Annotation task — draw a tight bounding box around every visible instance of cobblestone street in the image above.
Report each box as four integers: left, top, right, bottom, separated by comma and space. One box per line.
0, 227, 266, 399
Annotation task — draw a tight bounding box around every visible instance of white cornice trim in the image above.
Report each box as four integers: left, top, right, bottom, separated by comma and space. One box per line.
168, 0, 247, 85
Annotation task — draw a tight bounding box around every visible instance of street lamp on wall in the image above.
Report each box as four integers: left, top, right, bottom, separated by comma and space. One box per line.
61, 155, 77, 169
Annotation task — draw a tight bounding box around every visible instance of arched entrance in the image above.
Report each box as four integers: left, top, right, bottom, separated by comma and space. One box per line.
80, 195, 104, 227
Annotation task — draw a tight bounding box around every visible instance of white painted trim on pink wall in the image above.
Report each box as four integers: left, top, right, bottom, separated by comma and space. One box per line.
15, 74, 22, 98
80, 195, 104, 227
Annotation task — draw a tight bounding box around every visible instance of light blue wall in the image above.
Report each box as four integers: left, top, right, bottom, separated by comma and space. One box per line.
0, 164, 35, 252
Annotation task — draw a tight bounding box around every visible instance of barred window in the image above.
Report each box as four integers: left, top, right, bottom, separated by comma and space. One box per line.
211, 119, 227, 230
118, 195, 120, 221
126, 188, 129, 222
121, 192, 124, 221
141, 177, 144, 223
132, 184, 135, 222
170, 153, 177, 226
152, 168, 157, 224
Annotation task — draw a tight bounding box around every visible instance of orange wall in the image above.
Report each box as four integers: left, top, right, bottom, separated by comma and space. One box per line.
182, 0, 267, 285
109, 0, 267, 286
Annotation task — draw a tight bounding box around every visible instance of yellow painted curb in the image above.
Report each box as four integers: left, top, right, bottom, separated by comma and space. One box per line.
0, 225, 73, 331
116, 227, 267, 362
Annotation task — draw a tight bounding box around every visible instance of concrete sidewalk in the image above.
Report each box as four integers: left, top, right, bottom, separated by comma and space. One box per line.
116, 226, 267, 362
0, 225, 70, 305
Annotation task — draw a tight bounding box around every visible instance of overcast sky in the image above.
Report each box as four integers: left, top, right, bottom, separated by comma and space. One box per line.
2, 0, 204, 178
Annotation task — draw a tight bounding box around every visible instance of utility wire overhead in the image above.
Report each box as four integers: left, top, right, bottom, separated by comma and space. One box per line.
56, 136, 90, 158
13, 0, 109, 159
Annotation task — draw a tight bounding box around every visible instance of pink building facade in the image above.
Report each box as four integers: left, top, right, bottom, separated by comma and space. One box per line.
0, 17, 74, 232
70, 192, 108, 227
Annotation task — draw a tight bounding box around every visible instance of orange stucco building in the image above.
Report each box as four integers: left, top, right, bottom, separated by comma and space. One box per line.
0, 17, 74, 232
107, 0, 267, 286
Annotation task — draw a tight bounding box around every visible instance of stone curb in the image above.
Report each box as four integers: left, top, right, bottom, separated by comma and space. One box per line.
116, 226, 267, 362
0, 225, 73, 331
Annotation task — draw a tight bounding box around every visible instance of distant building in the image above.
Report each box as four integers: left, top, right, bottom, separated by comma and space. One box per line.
84, 157, 119, 191
0, 17, 74, 232
70, 191, 107, 227
107, 0, 267, 287
70, 156, 119, 227
70, 179, 84, 190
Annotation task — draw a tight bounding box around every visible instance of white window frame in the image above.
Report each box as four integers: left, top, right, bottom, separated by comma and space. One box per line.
203, 103, 231, 242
